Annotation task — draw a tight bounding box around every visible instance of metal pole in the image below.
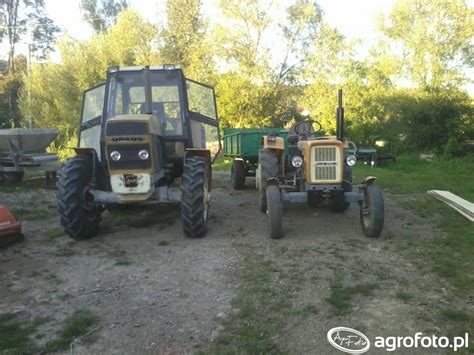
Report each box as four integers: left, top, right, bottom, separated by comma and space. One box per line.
27, 44, 32, 129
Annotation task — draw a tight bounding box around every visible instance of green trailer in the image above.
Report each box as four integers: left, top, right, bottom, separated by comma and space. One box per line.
223, 128, 288, 189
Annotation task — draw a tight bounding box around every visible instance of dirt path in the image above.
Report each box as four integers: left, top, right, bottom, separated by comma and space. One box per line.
0, 171, 470, 354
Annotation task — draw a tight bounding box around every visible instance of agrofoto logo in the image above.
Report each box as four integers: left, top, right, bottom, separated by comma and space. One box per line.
327, 327, 370, 354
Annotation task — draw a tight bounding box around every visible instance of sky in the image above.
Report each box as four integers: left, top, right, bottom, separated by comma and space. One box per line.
40, 0, 395, 46
1, 0, 472, 93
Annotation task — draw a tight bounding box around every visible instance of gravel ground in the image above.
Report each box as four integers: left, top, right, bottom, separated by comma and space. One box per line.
0, 171, 470, 354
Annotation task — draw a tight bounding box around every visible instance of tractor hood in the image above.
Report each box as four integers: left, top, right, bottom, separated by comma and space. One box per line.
105, 114, 163, 137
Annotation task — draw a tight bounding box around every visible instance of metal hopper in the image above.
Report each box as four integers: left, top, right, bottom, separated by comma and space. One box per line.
0, 128, 59, 154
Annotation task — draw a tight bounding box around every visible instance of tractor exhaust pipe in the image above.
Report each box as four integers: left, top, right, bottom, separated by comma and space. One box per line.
336, 89, 344, 140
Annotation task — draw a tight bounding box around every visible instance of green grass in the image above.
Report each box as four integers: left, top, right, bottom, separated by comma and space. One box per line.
42, 310, 100, 352
158, 240, 170, 246
0, 175, 46, 193
212, 254, 289, 354
213, 156, 232, 171
45, 227, 64, 240
0, 313, 50, 353
439, 309, 471, 322
354, 155, 474, 296
326, 275, 379, 316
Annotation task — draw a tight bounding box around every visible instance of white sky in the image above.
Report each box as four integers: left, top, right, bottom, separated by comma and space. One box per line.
1, 0, 472, 93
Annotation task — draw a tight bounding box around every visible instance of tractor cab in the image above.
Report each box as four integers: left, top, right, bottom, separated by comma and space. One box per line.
58, 65, 220, 240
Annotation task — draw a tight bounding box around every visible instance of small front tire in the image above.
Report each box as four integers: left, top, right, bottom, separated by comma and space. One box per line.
267, 185, 283, 239
231, 159, 246, 190
360, 184, 384, 238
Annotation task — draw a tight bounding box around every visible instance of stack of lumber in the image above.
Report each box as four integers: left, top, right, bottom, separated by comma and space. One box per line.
427, 190, 474, 222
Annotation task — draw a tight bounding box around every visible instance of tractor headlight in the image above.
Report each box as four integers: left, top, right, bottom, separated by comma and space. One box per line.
291, 155, 303, 168
346, 155, 357, 166
138, 150, 149, 160
110, 151, 121, 161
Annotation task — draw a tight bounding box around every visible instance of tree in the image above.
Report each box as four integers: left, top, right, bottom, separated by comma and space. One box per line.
80, 0, 129, 33
214, 0, 323, 128
20, 10, 157, 144
0, 0, 59, 72
159, 0, 212, 79
377, 0, 473, 89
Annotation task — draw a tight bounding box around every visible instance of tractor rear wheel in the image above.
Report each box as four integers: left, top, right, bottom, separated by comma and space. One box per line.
181, 156, 209, 238
267, 185, 283, 239
56, 156, 102, 240
360, 184, 384, 238
231, 159, 246, 190
258, 148, 280, 213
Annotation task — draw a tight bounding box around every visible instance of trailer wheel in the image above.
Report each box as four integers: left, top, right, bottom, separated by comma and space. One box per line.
267, 185, 283, 239
56, 156, 102, 240
231, 159, 246, 190
181, 156, 209, 238
3, 172, 24, 183
360, 184, 384, 238
258, 149, 280, 213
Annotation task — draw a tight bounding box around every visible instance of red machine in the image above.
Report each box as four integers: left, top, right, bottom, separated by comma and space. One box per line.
0, 205, 22, 247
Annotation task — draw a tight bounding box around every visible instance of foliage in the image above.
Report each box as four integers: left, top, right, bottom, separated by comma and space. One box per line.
377, 0, 473, 89
19, 10, 157, 141
15, 0, 474, 155
80, 0, 129, 33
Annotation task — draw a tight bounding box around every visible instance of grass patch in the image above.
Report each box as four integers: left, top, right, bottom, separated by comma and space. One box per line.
355, 155, 474, 296
45, 227, 64, 240
326, 275, 379, 316
212, 156, 232, 171
0, 313, 50, 353
395, 291, 413, 302
42, 310, 100, 352
211, 253, 288, 353
55, 244, 75, 257
439, 309, 471, 322
0, 175, 45, 193
158, 240, 170, 246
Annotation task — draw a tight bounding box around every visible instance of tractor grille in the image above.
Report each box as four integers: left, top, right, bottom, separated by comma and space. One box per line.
107, 144, 152, 170
312, 146, 340, 182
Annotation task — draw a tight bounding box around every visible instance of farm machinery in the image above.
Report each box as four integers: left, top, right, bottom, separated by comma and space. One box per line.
257, 90, 385, 239
223, 128, 289, 189
56, 65, 220, 240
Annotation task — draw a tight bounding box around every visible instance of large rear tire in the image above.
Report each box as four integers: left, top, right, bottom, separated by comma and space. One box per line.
56, 156, 102, 240
181, 156, 209, 238
267, 185, 283, 239
360, 184, 384, 238
231, 159, 246, 190
258, 149, 280, 213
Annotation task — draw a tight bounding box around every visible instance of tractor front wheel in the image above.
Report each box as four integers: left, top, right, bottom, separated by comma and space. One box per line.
360, 184, 384, 238
258, 148, 280, 213
267, 185, 283, 239
231, 159, 246, 190
56, 156, 102, 240
181, 156, 209, 238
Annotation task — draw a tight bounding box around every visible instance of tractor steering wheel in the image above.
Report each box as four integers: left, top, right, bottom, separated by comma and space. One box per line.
291, 120, 322, 138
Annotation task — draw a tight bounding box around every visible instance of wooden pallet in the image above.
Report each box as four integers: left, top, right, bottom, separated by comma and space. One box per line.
427, 190, 474, 222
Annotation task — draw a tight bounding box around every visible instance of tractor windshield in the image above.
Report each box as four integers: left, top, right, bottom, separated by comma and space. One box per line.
106, 70, 183, 136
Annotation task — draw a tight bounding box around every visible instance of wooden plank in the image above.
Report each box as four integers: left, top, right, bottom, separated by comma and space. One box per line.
428, 190, 474, 221
427, 191, 474, 216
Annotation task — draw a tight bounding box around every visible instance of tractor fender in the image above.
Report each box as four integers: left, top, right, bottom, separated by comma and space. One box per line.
72, 148, 100, 186
267, 177, 280, 187
362, 176, 377, 185
261, 136, 285, 150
